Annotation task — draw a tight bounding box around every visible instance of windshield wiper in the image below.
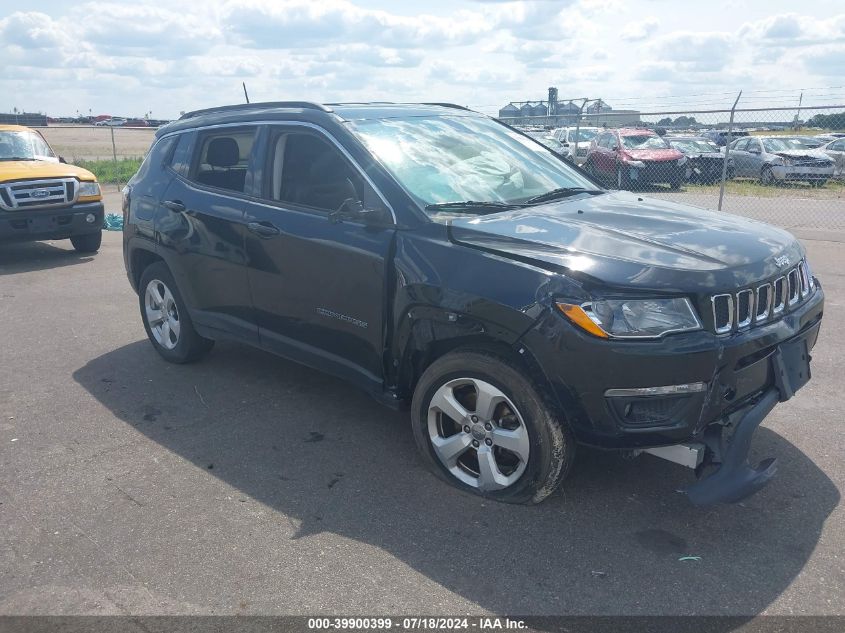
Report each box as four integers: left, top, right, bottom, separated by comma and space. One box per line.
424, 200, 525, 214
524, 187, 604, 205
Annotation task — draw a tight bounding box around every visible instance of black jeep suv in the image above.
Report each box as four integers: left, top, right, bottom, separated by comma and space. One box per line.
123, 102, 824, 505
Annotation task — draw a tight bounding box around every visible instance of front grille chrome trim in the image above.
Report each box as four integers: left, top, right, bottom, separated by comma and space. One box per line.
736, 289, 754, 329
772, 276, 787, 315
0, 178, 80, 211
711, 294, 733, 334
710, 259, 814, 335
787, 269, 800, 306
754, 283, 771, 323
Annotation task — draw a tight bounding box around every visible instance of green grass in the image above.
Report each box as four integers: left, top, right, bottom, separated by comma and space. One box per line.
73, 157, 143, 184
686, 178, 845, 199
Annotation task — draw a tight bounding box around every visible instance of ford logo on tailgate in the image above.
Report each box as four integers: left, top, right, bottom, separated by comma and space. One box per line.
31, 188, 50, 199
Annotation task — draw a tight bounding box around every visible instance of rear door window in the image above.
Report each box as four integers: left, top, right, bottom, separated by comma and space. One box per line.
189, 128, 258, 194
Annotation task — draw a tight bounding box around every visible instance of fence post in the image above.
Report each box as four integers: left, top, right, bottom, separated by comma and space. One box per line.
718, 91, 742, 212
110, 126, 119, 190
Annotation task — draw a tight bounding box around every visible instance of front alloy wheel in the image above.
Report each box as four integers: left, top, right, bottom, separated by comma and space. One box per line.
428, 378, 530, 491
411, 350, 575, 504
761, 166, 776, 186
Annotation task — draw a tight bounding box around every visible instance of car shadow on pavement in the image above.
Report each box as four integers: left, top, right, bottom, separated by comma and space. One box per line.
0, 240, 95, 276
73, 340, 839, 618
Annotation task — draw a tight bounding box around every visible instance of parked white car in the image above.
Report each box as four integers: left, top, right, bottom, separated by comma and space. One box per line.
822, 138, 845, 177
727, 136, 835, 186
552, 127, 600, 164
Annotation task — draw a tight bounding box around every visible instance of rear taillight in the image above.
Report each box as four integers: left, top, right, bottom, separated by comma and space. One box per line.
122, 185, 131, 222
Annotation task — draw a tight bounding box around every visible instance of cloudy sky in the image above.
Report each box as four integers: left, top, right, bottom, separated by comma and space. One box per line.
1, 0, 844, 119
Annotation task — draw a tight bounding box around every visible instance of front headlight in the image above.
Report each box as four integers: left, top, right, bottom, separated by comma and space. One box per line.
677, 156, 687, 165
626, 160, 645, 168
557, 298, 702, 339
78, 181, 101, 198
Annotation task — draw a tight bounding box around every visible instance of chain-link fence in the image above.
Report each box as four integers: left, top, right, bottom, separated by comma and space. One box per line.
33, 125, 157, 192
504, 105, 845, 232
27, 108, 845, 231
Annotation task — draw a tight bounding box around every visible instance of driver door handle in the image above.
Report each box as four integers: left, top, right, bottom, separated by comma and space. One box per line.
162, 199, 185, 213
247, 221, 281, 238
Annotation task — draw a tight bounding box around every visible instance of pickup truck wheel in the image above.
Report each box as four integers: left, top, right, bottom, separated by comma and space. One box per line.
139, 262, 213, 363
411, 351, 574, 504
70, 230, 102, 253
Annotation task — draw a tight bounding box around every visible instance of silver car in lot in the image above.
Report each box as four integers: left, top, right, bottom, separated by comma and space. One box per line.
821, 137, 845, 177
552, 126, 600, 164
727, 136, 835, 186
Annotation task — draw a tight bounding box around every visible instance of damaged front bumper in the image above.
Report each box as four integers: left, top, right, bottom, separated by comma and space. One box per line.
685, 329, 815, 505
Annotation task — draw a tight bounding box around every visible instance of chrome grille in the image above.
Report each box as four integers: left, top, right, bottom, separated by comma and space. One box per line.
710, 259, 815, 334
0, 178, 78, 210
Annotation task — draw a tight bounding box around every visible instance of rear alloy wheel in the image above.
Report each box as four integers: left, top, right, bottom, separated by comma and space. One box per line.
70, 230, 102, 253
411, 351, 575, 504
139, 262, 213, 363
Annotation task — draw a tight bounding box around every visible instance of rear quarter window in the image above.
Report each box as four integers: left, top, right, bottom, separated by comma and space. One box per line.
129, 135, 176, 186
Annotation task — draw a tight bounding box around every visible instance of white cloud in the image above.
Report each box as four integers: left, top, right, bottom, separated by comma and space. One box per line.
621, 17, 658, 42
741, 12, 845, 47
220, 0, 494, 50
77, 2, 222, 58
1, 1, 844, 118
802, 45, 845, 76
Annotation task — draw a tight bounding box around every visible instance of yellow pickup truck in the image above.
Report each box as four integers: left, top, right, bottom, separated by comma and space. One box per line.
0, 125, 103, 252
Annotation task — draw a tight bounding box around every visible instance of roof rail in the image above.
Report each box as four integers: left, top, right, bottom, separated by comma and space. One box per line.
422, 103, 472, 111
179, 101, 332, 120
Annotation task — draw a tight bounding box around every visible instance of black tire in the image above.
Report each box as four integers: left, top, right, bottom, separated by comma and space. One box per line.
760, 166, 776, 186
70, 230, 102, 253
138, 261, 214, 363
411, 350, 575, 505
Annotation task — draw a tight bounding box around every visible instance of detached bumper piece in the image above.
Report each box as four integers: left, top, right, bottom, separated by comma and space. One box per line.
685, 389, 778, 505
686, 336, 812, 505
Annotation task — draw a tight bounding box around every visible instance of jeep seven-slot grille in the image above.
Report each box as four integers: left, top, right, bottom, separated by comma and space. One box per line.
0, 178, 78, 210
711, 260, 814, 334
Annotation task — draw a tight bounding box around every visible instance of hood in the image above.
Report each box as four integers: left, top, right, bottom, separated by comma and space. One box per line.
0, 159, 97, 183
772, 149, 831, 161
686, 152, 724, 159
623, 148, 683, 162
448, 191, 802, 293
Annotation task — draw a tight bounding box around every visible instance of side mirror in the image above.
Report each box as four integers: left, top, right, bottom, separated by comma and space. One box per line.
58, 156, 67, 164
329, 198, 390, 226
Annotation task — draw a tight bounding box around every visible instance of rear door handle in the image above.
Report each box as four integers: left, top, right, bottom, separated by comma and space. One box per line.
162, 200, 185, 213
247, 221, 281, 237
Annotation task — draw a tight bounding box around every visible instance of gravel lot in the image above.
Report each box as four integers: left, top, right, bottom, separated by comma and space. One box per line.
0, 211, 843, 617
36, 126, 156, 162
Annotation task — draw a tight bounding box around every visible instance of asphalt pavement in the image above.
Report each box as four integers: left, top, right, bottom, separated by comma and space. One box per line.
0, 207, 843, 617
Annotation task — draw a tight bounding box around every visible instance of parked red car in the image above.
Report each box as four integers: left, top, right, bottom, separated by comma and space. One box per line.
584, 128, 687, 190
